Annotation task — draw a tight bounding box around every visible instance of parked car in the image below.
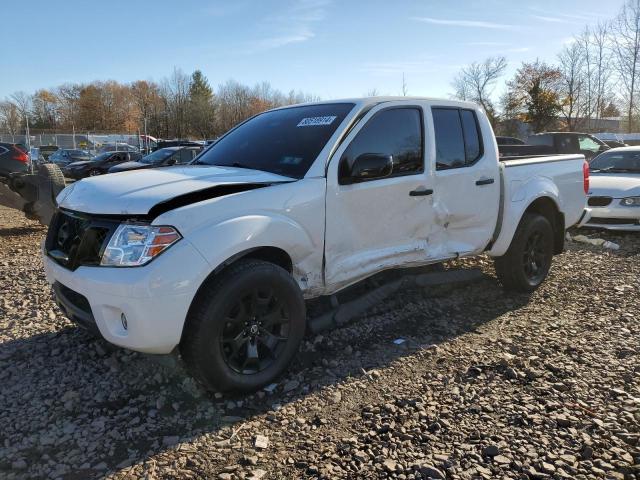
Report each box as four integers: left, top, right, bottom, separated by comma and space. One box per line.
39, 145, 59, 161
29, 147, 46, 165
97, 143, 139, 153
579, 147, 640, 230
495, 136, 525, 145
108, 146, 202, 173
43, 97, 587, 393
0, 142, 29, 177
499, 132, 609, 160
49, 149, 93, 168
62, 151, 143, 179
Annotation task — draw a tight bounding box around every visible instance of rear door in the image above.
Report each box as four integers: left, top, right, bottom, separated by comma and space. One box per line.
428, 105, 500, 257
324, 102, 436, 289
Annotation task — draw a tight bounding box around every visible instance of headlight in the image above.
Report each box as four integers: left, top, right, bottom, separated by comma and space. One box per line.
101, 224, 181, 267
620, 197, 640, 206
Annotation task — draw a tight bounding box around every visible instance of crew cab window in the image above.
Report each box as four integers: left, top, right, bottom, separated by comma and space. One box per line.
340, 107, 423, 180
433, 108, 483, 170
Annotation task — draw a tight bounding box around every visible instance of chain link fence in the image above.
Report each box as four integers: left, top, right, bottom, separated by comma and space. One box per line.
0, 133, 155, 153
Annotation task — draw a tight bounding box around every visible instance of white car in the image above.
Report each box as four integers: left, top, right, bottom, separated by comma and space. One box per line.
580, 147, 640, 231
42, 97, 587, 392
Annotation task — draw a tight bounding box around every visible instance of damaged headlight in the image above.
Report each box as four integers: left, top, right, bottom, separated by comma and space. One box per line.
101, 224, 181, 267
620, 197, 640, 206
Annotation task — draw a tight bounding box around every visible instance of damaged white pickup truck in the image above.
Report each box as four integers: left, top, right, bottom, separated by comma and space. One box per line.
43, 97, 587, 392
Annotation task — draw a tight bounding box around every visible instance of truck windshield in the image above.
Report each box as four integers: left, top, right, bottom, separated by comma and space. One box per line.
590, 150, 640, 173
194, 103, 355, 178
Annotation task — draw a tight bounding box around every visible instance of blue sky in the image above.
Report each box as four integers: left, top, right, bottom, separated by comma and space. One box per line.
0, 0, 624, 100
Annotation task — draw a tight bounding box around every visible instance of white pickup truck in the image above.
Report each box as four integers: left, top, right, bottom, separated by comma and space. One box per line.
43, 97, 587, 392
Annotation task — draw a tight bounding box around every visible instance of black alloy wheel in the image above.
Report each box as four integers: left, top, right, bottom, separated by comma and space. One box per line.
522, 230, 549, 284
221, 287, 290, 374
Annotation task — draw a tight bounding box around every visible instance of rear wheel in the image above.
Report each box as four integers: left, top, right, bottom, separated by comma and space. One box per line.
494, 213, 554, 292
88, 169, 101, 177
181, 259, 306, 393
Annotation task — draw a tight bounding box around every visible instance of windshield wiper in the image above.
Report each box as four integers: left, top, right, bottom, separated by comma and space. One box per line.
230, 162, 256, 170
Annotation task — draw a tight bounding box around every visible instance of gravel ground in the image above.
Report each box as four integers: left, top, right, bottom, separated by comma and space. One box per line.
0, 204, 639, 480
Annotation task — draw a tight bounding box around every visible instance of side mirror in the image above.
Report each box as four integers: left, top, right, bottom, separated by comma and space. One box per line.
599, 144, 610, 152
341, 153, 393, 184
166, 157, 177, 166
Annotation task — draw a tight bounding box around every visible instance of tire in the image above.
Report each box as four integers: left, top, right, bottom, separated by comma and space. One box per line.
494, 213, 554, 293
37, 163, 66, 199
181, 259, 306, 393
88, 169, 101, 177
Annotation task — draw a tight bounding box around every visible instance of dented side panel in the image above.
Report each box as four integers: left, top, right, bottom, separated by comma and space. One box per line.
153, 178, 326, 296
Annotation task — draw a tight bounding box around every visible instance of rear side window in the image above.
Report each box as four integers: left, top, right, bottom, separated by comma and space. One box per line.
433, 108, 483, 170
340, 107, 424, 180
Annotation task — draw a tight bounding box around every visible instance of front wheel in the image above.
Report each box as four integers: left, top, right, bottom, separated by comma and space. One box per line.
181, 259, 306, 393
88, 169, 101, 177
494, 213, 554, 292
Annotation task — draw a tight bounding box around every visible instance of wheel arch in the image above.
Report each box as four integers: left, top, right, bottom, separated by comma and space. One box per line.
180, 246, 295, 344
523, 196, 565, 254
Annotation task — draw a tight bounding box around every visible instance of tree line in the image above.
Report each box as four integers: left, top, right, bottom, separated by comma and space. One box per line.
0, 69, 317, 140
452, 0, 640, 134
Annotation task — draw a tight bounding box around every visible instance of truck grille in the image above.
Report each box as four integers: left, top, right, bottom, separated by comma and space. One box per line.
588, 196, 613, 207
45, 211, 118, 270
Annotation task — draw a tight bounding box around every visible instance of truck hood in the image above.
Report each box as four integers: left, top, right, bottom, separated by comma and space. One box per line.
589, 173, 640, 198
56, 165, 295, 216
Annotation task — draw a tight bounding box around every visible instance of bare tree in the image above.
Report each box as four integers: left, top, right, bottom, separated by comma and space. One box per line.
0, 101, 21, 140
452, 56, 507, 126
558, 42, 585, 131
366, 88, 379, 97
591, 22, 613, 125
611, 0, 640, 132
160, 68, 191, 138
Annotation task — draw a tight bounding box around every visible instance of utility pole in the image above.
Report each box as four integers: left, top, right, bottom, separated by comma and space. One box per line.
144, 116, 148, 153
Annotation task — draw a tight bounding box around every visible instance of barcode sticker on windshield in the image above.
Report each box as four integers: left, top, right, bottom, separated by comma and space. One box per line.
297, 116, 337, 127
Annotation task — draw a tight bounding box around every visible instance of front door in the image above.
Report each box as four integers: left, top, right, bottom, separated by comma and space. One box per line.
324, 102, 435, 290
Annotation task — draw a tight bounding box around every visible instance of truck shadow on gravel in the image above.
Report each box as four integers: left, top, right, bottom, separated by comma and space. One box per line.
0, 273, 531, 479
0, 226, 45, 237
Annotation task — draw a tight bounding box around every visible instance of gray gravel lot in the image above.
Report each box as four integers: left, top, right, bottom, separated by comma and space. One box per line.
0, 205, 639, 479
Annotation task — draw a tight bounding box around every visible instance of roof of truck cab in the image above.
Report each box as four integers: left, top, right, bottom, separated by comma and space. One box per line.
271, 96, 480, 111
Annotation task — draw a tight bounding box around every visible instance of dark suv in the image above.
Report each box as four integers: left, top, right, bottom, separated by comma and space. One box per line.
0, 143, 29, 177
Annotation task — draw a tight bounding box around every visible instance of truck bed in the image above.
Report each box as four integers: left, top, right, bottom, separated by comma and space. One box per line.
500, 154, 582, 165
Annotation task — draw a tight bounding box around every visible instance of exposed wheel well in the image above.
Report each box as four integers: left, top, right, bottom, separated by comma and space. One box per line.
240, 247, 293, 273
181, 247, 294, 345
524, 197, 565, 254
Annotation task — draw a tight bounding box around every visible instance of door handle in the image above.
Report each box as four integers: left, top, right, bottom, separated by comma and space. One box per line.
409, 189, 433, 196
475, 178, 495, 186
